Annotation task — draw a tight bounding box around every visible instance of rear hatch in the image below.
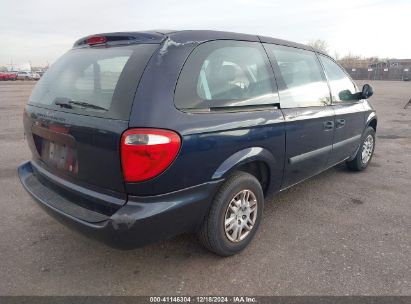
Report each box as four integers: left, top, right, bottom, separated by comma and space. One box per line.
23, 36, 160, 214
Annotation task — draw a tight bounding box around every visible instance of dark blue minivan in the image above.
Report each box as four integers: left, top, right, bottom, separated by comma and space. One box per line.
18, 30, 377, 256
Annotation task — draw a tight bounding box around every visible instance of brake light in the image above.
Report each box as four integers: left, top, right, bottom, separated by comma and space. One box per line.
86, 36, 107, 45
120, 129, 181, 182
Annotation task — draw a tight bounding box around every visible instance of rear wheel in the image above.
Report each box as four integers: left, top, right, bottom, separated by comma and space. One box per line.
198, 171, 264, 256
346, 127, 376, 171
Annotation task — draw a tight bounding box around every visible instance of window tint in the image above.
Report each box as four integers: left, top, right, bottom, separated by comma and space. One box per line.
320, 55, 357, 102
175, 41, 278, 111
265, 44, 330, 108
71, 56, 130, 107
29, 44, 157, 120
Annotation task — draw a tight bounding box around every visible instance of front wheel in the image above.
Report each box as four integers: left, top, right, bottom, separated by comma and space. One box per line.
198, 171, 264, 256
346, 127, 376, 171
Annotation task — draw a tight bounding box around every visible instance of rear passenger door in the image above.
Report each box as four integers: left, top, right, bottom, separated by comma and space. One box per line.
318, 55, 365, 166
264, 44, 334, 189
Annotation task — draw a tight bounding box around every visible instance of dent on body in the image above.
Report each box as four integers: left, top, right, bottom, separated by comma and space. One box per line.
156, 38, 204, 65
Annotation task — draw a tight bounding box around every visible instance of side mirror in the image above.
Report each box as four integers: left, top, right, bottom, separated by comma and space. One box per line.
361, 84, 374, 99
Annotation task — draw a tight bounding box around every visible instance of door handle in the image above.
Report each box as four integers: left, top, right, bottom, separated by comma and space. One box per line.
323, 120, 334, 131
336, 119, 346, 128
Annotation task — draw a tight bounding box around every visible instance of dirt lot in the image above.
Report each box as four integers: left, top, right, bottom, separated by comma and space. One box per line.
0, 80, 410, 295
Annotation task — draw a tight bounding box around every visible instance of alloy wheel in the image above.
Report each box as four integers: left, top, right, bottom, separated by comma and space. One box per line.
224, 189, 258, 243
361, 134, 374, 165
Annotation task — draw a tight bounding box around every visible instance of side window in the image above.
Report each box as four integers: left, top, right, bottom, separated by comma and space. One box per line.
264, 44, 330, 108
174, 41, 278, 111
320, 55, 358, 102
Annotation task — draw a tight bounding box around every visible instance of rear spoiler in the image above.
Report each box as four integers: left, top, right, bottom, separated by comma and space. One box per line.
73, 31, 166, 48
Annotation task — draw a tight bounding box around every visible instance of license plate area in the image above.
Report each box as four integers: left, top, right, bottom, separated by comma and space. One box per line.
31, 124, 78, 175
41, 140, 78, 174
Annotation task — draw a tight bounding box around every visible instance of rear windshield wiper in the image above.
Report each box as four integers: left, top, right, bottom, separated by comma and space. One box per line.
54, 98, 108, 111
55, 100, 73, 109
68, 100, 108, 111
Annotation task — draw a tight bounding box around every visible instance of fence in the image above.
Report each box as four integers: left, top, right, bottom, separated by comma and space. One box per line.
345, 67, 410, 81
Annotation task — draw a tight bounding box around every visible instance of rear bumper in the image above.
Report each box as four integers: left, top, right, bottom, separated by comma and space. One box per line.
18, 161, 222, 249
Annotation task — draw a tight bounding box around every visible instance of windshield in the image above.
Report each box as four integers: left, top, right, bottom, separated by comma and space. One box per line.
29, 44, 158, 120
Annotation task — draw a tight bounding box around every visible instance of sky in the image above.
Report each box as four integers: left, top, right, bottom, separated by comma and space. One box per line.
0, 0, 410, 68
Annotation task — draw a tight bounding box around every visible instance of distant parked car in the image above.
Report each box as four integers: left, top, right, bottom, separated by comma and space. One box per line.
0, 72, 17, 81
31, 72, 41, 80
7, 72, 18, 80
0, 72, 8, 81
17, 71, 32, 80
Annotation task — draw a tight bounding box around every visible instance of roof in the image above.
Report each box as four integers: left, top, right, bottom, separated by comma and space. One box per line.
73, 30, 314, 52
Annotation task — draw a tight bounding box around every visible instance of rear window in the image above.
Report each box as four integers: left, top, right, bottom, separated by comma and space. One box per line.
29, 44, 158, 120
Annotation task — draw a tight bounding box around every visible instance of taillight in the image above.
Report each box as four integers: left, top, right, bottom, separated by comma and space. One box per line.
120, 129, 181, 182
86, 36, 107, 45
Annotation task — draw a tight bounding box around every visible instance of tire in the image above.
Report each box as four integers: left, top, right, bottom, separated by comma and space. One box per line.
198, 171, 264, 256
346, 127, 376, 171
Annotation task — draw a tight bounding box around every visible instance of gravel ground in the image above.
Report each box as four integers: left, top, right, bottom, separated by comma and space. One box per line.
0, 80, 410, 296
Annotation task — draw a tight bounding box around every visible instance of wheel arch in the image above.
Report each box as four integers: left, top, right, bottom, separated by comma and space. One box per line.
212, 147, 279, 196
365, 112, 377, 131
348, 114, 377, 162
